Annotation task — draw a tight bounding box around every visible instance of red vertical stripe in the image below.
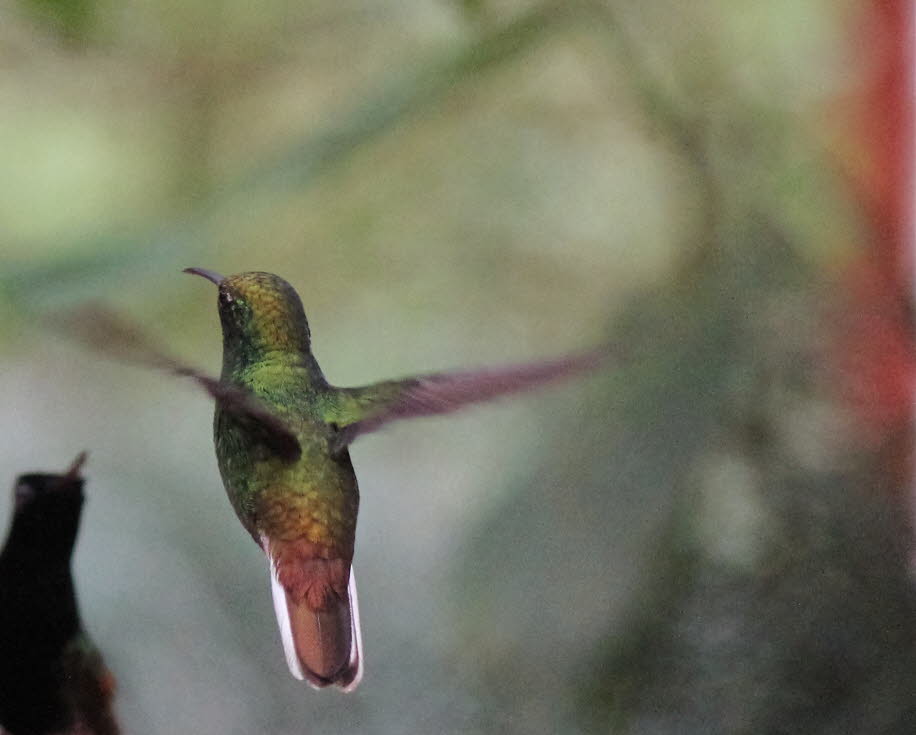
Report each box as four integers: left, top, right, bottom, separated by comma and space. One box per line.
837, 0, 914, 495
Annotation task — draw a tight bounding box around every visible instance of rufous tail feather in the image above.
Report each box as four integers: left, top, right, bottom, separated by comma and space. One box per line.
268, 557, 362, 690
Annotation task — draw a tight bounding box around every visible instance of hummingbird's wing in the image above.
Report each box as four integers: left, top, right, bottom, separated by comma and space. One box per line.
326, 348, 607, 452
53, 304, 302, 462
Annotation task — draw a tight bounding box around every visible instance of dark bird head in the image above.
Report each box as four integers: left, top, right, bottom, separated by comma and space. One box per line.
185, 269, 313, 372
4, 453, 87, 567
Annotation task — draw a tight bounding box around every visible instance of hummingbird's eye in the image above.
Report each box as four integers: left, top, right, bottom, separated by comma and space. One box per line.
219, 290, 235, 305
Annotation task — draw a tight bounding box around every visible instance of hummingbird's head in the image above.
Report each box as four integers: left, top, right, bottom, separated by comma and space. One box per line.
3, 453, 87, 563
185, 269, 312, 364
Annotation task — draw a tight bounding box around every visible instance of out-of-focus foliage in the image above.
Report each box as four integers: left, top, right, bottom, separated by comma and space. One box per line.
3, 1, 907, 733
17, 0, 95, 43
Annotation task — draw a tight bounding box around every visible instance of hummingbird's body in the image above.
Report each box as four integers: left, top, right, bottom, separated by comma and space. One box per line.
179, 268, 607, 690
208, 271, 362, 689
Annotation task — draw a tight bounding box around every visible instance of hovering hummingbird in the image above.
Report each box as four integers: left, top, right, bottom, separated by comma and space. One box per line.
0, 454, 120, 735
55, 271, 605, 691
183, 268, 605, 690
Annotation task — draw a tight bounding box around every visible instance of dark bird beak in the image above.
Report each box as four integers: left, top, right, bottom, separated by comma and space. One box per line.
62, 452, 88, 483
184, 267, 225, 285
50, 451, 88, 495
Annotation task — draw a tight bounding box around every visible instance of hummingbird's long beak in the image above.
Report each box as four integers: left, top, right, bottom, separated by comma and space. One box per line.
184, 267, 225, 285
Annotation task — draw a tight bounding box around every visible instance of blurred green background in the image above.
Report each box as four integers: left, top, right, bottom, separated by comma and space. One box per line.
6, 1, 908, 734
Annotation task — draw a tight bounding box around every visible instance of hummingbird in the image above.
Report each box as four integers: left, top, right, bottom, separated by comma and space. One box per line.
0, 454, 120, 735
54, 271, 605, 691
183, 268, 605, 691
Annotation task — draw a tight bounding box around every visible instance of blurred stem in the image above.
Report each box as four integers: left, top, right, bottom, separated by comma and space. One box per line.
170, 62, 220, 207
586, 2, 721, 274
3, 3, 577, 306
222, 3, 573, 200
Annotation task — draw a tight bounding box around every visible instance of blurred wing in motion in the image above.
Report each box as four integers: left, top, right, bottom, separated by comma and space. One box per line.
52, 304, 302, 462
328, 347, 608, 451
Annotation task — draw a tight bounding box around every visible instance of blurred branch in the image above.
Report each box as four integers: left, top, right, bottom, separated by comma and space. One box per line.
225, 4, 571, 199
585, 1, 721, 271
2, 4, 576, 310
585, 2, 846, 282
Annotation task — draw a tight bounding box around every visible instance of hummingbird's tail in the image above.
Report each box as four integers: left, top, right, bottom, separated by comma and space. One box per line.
267, 556, 363, 691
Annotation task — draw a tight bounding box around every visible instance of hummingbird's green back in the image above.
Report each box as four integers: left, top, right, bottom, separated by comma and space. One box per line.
211, 272, 359, 557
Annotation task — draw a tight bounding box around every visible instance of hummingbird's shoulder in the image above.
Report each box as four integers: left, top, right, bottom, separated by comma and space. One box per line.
232, 354, 327, 413
316, 380, 405, 427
